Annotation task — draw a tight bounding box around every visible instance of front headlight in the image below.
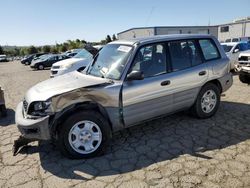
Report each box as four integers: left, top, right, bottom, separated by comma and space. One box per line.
30, 100, 52, 116
62, 64, 73, 69
33, 101, 51, 111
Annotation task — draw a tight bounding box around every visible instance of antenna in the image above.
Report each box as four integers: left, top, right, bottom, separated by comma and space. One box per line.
145, 7, 155, 26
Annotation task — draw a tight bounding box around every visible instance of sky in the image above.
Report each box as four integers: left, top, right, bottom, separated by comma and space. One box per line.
0, 0, 249, 46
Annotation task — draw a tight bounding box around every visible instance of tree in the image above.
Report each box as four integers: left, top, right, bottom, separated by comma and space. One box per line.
60, 45, 68, 52
51, 46, 58, 53
112, 34, 117, 41
81, 40, 87, 44
27, 46, 38, 54
0, 45, 4, 54
42, 45, 51, 53
106, 35, 112, 43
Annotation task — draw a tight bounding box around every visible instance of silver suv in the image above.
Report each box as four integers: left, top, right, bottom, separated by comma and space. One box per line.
15, 35, 233, 159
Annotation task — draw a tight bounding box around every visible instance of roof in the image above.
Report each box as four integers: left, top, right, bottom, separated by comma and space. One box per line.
110, 34, 214, 45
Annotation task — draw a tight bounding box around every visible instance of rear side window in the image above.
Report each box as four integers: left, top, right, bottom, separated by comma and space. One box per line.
199, 39, 220, 61
168, 40, 203, 71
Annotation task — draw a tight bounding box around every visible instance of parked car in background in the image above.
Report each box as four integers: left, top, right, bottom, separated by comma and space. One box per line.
30, 54, 69, 70
21, 53, 46, 65
64, 49, 82, 57
238, 50, 250, 84
15, 34, 232, 159
0, 55, 8, 62
50, 48, 94, 77
93, 45, 104, 50
0, 86, 7, 117
221, 42, 249, 71
66, 52, 78, 57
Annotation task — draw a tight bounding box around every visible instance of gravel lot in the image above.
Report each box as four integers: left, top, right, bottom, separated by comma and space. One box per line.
0, 61, 250, 188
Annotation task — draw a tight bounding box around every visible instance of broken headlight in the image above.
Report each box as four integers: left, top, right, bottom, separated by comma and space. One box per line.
30, 100, 52, 116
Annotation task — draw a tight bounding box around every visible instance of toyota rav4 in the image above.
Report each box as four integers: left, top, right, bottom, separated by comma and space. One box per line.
15, 35, 233, 159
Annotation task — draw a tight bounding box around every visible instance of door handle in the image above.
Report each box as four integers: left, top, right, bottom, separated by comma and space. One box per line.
199, 71, 207, 76
161, 80, 171, 86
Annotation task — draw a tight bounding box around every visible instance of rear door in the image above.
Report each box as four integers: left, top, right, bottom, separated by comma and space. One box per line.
166, 39, 209, 111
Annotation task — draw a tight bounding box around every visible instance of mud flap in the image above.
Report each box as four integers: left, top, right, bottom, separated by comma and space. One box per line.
12, 136, 35, 156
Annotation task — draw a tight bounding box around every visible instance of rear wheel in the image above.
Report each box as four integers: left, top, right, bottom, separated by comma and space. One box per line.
191, 83, 220, 118
38, 64, 44, 70
57, 111, 111, 159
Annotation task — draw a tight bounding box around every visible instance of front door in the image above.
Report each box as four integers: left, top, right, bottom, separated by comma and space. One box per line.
122, 43, 174, 126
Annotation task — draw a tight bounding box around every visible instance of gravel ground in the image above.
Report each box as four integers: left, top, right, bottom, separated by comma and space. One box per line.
0, 61, 250, 188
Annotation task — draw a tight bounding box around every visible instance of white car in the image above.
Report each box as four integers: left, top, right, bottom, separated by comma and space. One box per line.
50, 49, 93, 78
0, 55, 7, 62
221, 42, 249, 70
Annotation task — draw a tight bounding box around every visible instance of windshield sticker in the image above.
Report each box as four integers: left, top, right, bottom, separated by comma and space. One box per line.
117, 45, 132, 53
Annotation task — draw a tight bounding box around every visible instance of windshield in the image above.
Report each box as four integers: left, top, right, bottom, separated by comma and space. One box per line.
38, 54, 51, 61
74, 49, 92, 59
86, 44, 133, 80
222, 45, 233, 53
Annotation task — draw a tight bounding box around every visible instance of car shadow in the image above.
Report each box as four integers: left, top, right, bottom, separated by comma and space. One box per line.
0, 109, 15, 126
22, 101, 250, 180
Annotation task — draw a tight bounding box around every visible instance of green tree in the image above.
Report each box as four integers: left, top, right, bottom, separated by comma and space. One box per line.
106, 35, 112, 43
112, 34, 117, 41
0, 45, 4, 54
60, 45, 68, 52
51, 46, 58, 53
81, 40, 87, 44
42, 45, 51, 53
27, 46, 38, 54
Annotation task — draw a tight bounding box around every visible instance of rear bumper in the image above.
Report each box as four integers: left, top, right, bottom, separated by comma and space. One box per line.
15, 102, 51, 140
218, 72, 233, 93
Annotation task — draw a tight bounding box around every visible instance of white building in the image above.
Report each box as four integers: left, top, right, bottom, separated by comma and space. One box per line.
117, 17, 250, 42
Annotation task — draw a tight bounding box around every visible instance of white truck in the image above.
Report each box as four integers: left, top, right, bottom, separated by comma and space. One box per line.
238, 50, 250, 84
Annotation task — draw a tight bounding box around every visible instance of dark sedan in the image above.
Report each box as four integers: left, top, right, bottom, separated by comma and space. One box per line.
21, 53, 46, 65
30, 54, 69, 70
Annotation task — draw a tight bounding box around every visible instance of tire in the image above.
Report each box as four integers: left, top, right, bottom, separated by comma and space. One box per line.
25, 61, 29, 66
239, 74, 250, 84
57, 111, 112, 159
38, 64, 44, 70
0, 104, 7, 117
191, 83, 220, 119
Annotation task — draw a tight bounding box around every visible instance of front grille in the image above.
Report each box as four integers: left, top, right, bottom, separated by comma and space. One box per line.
52, 66, 60, 69
239, 56, 249, 61
23, 100, 28, 112
51, 71, 58, 75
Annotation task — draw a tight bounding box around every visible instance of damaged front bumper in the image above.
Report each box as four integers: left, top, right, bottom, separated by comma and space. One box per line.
15, 102, 51, 140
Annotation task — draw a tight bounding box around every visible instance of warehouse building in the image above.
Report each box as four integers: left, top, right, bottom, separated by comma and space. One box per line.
117, 17, 250, 42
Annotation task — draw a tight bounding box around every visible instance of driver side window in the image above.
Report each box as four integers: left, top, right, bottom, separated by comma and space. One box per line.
131, 43, 167, 78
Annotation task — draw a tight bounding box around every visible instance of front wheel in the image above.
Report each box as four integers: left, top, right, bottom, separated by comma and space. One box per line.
191, 83, 220, 118
57, 111, 112, 159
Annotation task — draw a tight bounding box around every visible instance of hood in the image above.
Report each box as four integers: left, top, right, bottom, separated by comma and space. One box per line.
25, 71, 111, 103
239, 50, 250, 57
53, 57, 88, 67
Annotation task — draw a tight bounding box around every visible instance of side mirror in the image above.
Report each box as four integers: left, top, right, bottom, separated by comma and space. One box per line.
126, 70, 144, 81
234, 48, 239, 53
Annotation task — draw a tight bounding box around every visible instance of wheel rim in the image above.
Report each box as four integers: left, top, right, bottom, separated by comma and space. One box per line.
201, 89, 217, 114
68, 120, 102, 154
39, 65, 43, 69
